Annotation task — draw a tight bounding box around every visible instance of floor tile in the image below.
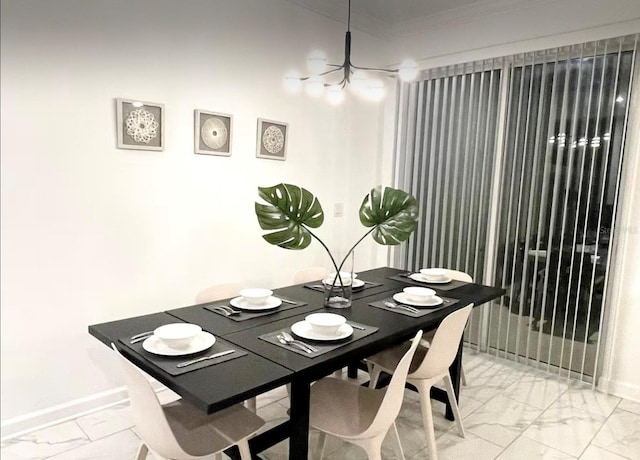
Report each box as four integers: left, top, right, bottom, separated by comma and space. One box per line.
74, 402, 134, 441
464, 395, 543, 447
522, 406, 606, 456
0, 421, 90, 460
416, 430, 503, 460
552, 384, 620, 417
580, 445, 630, 460
617, 398, 640, 416
256, 385, 289, 409
591, 408, 640, 460
45, 429, 140, 459
461, 370, 523, 402
502, 372, 570, 410
497, 436, 576, 459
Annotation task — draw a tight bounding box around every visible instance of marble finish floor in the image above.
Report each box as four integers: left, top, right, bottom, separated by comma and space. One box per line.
3, 349, 639, 459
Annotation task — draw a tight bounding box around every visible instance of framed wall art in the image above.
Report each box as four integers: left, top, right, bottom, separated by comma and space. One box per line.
256, 118, 288, 161
194, 110, 232, 156
116, 98, 164, 151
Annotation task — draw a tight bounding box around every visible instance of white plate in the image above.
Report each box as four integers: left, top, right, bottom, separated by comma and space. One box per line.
291, 321, 354, 342
393, 292, 443, 308
352, 279, 365, 289
409, 273, 452, 284
142, 331, 216, 356
230, 296, 282, 311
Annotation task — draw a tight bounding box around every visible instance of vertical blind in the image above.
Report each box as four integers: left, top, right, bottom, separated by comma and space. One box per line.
393, 34, 638, 384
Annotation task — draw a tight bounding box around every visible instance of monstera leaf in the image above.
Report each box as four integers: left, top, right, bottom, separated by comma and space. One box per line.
359, 186, 419, 245
255, 183, 324, 250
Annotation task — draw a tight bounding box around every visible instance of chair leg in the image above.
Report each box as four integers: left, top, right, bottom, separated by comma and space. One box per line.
367, 362, 381, 389
245, 397, 257, 412
460, 364, 468, 386
135, 443, 149, 460
443, 373, 465, 438
416, 382, 438, 460
391, 422, 406, 460
358, 437, 384, 460
315, 432, 327, 460
237, 439, 252, 460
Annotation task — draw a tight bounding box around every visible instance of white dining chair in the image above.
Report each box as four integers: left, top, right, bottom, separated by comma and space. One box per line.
366, 305, 473, 460
309, 330, 423, 460
194, 282, 257, 412
293, 266, 328, 284
111, 345, 265, 460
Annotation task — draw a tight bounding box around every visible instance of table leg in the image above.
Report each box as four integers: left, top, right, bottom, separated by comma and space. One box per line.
289, 378, 311, 459
445, 339, 463, 421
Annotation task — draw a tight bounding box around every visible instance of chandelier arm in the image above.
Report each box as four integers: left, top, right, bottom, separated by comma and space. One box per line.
350, 64, 399, 73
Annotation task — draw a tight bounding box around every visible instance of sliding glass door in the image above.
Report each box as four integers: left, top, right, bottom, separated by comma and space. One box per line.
394, 35, 637, 383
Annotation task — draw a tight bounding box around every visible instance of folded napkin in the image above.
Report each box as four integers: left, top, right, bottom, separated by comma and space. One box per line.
389, 274, 469, 291
368, 296, 458, 317
118, 336, 247, 376
259, 321, 378, 358
203, 298, 307, 322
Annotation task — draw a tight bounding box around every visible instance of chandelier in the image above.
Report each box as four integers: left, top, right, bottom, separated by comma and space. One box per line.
283, 0, 419, 104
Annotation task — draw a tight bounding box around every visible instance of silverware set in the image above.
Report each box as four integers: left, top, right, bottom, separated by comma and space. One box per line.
130, 331, 154, 344
176, 349, 235, 368
384, 300, 419, 314
210, 305, 241, 316
276, 331, 317, 353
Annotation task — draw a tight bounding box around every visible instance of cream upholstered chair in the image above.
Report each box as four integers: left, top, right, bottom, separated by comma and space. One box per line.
111, 345, 264, 460
293, 266, 328, 284
194, 283, 257, 412
366, 306, 473, 460
309, 330, 423, 460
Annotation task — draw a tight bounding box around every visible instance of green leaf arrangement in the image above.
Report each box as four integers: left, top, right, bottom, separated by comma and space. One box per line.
255, 183, 419, 280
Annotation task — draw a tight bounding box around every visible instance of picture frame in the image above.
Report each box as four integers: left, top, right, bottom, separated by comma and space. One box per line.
256, 118, 288, 161
194, 110, 233, 156
116, 98, 164, 151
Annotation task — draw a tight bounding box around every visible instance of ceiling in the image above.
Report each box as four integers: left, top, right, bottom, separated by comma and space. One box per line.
283, 0, 497, 37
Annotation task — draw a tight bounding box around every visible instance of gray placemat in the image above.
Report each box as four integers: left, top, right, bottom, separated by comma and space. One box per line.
203, 297, 307, 322
389, 274, 469, 291
368, 296, 459, 317
118, 336, 247, 376
259, 321, 378, 358
303, 280, 383, 293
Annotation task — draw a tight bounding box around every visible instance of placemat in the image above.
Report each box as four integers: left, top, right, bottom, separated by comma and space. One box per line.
259, 321, 378, 358
368, 296, 459, 317
303, 280, 383, 293
203, 297, 308, 322
118, 336, 247, 376
389, 273, 469, 291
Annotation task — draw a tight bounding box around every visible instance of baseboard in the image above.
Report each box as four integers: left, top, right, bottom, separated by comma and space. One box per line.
0, 381, 166, 441
598, 377, 640, 403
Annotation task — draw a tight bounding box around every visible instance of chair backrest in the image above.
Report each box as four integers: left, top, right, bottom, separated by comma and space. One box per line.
411, 305, 473, 380
293, 266, 328, 284
362, 330, 423, 438
195, 282, 242, 304
442, 269, 473, 283
111, 344, 188, 459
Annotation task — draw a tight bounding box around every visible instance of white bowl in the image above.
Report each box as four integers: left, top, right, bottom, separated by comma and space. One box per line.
420, 268, 447, 280
305, 313, 347, 336
324, 271, 355, 286
403, 286, 436, 303
153, 323, 202, 349
240, 288, 273, 306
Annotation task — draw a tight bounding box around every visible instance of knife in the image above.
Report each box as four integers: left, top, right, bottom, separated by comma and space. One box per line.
176, 349, 235, 368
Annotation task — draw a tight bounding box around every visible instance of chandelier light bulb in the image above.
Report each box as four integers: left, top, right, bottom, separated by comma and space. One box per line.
398, 59, 419, 82
326, 85, 345, 105
351, 70, 369, 91
306, 75, 325, 97
283, 70, 303, 93
365, 79, 385, 101
307, 50, 328, 74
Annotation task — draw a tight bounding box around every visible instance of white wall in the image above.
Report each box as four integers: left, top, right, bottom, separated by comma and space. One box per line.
390, 0, 640, 401
0, 0, 394, 430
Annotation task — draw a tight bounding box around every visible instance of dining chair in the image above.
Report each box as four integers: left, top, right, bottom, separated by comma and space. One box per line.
293, 266, 329, 284
111, 345, 265, 460
309, 330, 424, 460
366, 306, 473, 460
194, 282, 257, 412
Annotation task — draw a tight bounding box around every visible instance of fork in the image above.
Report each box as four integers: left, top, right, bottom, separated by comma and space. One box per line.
130, 331, 154, 344
276, 333, 313, 353
280, 331, 318, 352
211, 305, 241, 316
384, 300, 419, 314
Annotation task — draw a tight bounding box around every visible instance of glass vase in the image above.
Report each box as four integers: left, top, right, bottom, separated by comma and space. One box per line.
323, 251, 354, 309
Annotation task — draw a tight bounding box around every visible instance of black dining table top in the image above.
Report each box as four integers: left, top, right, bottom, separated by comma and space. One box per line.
88, 266, 505, 457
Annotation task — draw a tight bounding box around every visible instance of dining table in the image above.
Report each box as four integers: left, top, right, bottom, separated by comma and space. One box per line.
88, 266, 505, 460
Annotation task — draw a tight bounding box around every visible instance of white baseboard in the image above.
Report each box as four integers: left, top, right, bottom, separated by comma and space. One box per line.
598, 377, 640, 403
0, 381, 166, 441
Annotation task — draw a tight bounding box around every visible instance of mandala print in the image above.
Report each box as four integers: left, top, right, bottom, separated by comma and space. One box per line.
262, 125, 285, 154
125, 108, 159, 143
